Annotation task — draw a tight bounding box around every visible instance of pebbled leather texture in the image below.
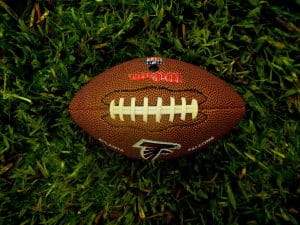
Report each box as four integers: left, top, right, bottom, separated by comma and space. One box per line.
69, 57, 245, 160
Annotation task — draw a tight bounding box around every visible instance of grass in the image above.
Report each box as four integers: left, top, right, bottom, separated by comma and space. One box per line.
0, 0, 299, 224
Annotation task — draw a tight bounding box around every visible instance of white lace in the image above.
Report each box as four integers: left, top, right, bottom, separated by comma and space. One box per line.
109, 97, 198, 122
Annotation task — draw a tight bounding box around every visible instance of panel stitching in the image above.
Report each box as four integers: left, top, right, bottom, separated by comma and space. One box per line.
101, 86, 207, 106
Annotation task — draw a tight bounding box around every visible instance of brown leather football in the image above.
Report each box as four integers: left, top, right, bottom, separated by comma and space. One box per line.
69, 57, 245, 160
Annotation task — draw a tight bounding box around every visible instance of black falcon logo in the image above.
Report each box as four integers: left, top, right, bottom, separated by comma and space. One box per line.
133, 139, 181, 160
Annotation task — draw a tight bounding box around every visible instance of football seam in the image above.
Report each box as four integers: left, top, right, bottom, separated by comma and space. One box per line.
69, 106, 245, 111
69, 107, 244, 133
100, 111, 208, 132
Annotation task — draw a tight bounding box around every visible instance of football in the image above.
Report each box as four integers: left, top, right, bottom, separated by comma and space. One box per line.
69, 57, 245, 160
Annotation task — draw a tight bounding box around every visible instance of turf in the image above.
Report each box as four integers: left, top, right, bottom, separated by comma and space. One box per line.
0, 0, 299, 224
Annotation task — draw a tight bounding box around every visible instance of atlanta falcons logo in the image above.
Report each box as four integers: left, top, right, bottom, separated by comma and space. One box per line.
132, 139, 181, 160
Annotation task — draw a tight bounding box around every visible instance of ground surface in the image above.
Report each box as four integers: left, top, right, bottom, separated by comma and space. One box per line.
0, 0, 299, 224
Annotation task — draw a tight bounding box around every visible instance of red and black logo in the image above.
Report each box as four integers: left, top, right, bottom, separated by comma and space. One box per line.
144, 57, 163, 65
133, 139, 181, 160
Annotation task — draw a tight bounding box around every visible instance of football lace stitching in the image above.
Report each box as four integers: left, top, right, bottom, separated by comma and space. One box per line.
109, 97, 198, 122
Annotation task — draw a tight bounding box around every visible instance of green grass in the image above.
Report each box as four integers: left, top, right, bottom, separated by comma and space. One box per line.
0, 0, 299, 224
